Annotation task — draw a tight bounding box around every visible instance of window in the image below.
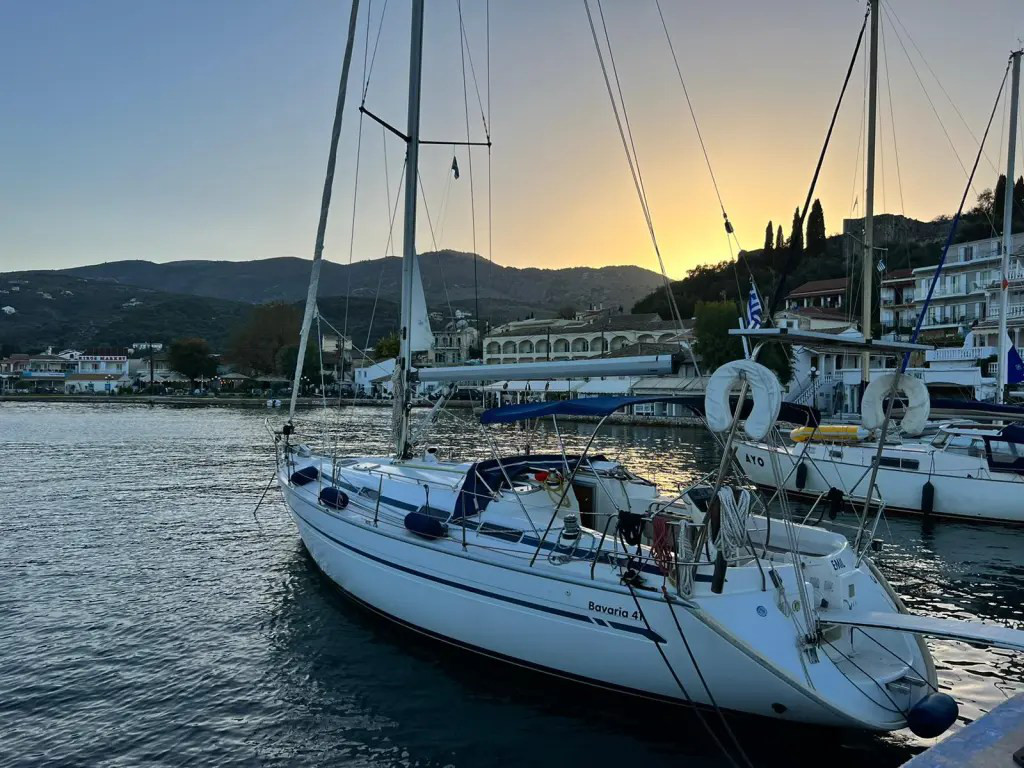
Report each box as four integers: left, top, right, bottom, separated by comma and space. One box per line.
876, 456, 920, 470
987, 440, 1021, 462
962, 245, 974, 262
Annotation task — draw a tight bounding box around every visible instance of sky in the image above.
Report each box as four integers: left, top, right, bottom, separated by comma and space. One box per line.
2, 1, 1024, 279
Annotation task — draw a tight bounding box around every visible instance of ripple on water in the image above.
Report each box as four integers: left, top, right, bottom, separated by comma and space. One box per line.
0, 402, 1020, 767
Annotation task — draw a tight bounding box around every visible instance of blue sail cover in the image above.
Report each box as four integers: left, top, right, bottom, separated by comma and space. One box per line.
479, 395, 819, 427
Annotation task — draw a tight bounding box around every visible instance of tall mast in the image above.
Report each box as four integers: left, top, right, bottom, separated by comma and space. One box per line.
394, 0, 426, 458
997, 50, 1021, 404
288, 0, 362, 422
861, 0, 879, 388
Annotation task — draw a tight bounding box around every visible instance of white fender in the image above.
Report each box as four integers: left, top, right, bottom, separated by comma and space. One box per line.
861, 373, 930, 436
704, 360, 783, 441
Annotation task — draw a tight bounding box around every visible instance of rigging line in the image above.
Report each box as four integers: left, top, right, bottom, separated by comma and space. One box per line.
365, 152, 408, 354
485, 0, 494, 342
766, 5, 868, 320
583, 0, 684, 330
458, 0, 482, 344
880, 16, 905, 221
621, 584, 747, 768
457, 5, 490, 139
416, 170, 456, 320
884, 1, 1000, 176
342, 113, 367, 352
881, 4, 998, 235
849, 40, 867, 217
653, 0, 732, 231
905, 58, 1010, 357
361, 0, 390, 101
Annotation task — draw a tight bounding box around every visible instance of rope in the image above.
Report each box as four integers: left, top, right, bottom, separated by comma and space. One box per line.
713, 487, 751, 561
582, 0, 684, 331
881, 4, 999, 235
654, 0, 744, 260
622, 584, 751, 768
458, 0, 483, 344
766, 7, 869, 319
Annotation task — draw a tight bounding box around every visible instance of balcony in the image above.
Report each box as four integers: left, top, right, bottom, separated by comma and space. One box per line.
925, 346, 997, 363
986, 303, 1024, 321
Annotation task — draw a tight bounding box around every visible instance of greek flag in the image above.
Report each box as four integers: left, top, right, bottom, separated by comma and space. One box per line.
746, 287, 763, 329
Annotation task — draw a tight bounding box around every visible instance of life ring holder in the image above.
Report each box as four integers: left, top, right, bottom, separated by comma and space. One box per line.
703, 359, 783, 441
860, 373, 930, 437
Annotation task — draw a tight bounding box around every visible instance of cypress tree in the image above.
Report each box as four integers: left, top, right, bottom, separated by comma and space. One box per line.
789, 207, 803, 253
1014, 176, 1024, 232
764, 221, 774, 252
776, 225, 784, 250
806, 199, 826, 257
993, 173, 1007, 233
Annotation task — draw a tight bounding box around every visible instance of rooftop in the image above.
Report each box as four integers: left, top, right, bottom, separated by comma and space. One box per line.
486, 312, 679, 338
786, 277, 849, 298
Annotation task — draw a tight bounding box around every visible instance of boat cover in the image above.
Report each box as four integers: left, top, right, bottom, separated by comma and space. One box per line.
479, 395, 820, 427
453, 453, 606, 520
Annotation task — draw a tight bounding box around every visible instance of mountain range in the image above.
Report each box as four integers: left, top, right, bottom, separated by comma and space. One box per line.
0, 252, 665, 353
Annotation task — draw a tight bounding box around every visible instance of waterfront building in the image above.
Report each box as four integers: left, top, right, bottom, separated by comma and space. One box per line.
430, 311, 479, 366
879, 268, 916, 335
483, 308, 681, 365
784, 277, 848, 312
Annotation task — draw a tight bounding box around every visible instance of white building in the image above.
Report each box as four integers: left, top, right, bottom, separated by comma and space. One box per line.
354, 358, 397, 397
483, 309, 682, 364
879, 268, 916, 334
430, 311, 479, 366
911, 232, 1024, 343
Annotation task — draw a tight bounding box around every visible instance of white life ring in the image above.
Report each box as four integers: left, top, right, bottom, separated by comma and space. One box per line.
860, 373, 930, 436
703, 360, 783, 441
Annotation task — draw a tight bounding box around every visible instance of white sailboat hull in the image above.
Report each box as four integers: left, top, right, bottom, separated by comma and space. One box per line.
735, 439, 1024, 523
279, 463, 926, 731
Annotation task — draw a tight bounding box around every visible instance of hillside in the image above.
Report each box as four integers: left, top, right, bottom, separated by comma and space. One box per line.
0, 272, 252, 352
633, 212, 980, 320
60, 251, 665, 315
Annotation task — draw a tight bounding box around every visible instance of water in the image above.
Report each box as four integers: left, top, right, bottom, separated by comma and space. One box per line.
0, 402, 1021, 767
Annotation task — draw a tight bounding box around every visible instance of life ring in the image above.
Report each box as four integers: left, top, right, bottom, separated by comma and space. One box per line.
860, 373, 930, 436
703, 359, 782, 441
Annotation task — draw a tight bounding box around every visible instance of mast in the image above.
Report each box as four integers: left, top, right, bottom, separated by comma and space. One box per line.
997, 50, 1021, 404
861, 0, 879, 390
394, 0, 426, 458
288, 0, 362, 422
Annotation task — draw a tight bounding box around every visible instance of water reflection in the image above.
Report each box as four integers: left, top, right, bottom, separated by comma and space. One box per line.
0, 402, 1020, 767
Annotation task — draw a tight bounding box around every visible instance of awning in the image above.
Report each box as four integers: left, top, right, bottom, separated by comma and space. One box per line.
480, 395, 820, 426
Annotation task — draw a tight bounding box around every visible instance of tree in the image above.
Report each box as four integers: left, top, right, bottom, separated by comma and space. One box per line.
693, 301, 745, 372
1015, 176, 1024, 232
168, 337, 218, 389
764, 221, 774, 253
226, 302, 301, 375
276, 338, 325, 392
556, 305, 576, 320
775, 225, 784, 250
692, 301, 792, 384
375, 332, 400, 359
806, 199, 826, 258
973, 187, 995, 220
789, 207, 803, 253
992, 173, 1008, 232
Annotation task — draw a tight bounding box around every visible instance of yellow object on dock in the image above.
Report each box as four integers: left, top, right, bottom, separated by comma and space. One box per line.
789, 425, 870, 443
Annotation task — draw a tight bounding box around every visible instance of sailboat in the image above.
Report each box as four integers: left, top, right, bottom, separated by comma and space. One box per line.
274, 0, 1024, 738
734, 6, 1024, 523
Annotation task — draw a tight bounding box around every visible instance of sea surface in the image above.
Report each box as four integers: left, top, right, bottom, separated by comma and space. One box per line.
1, 401, 1021, 767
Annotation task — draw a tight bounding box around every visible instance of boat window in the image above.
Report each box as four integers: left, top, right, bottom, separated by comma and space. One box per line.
930, 433, 949, 448
876, 456, 920, 470
987, 440, 1021, 461
359, 487, 380, 500
944, 435, 985, 456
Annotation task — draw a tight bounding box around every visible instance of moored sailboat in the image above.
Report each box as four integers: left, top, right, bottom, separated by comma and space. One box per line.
272, 0, 1024, 744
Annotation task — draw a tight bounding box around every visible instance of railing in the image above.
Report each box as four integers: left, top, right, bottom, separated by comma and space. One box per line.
986, 303, 1024, 321
925, 346, 997, 363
